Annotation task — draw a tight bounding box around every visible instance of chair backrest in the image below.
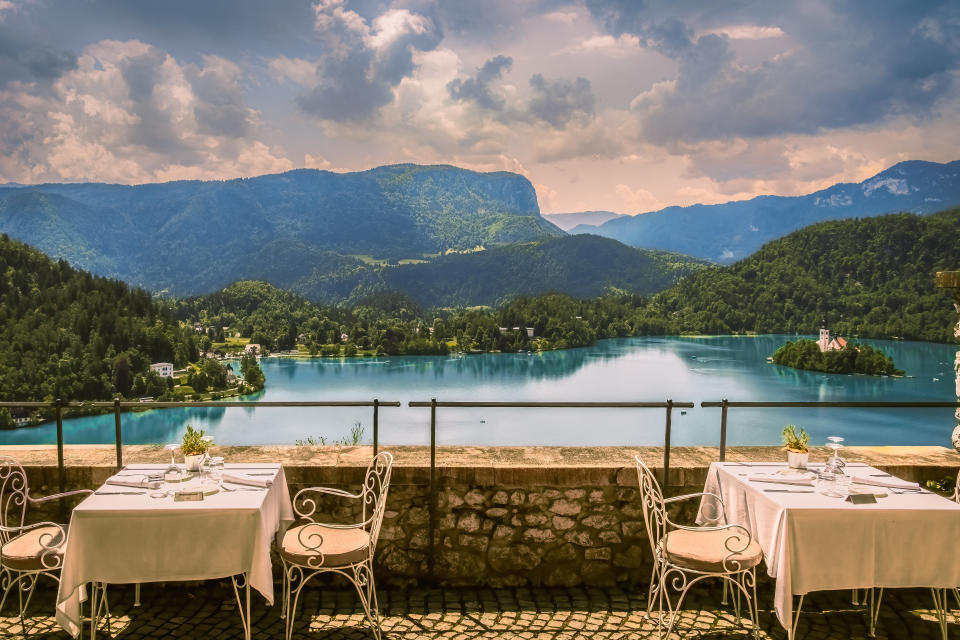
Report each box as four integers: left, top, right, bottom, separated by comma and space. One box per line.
363, 451, 393, 553
0, 456, 28, 545
635, 455, 666, 558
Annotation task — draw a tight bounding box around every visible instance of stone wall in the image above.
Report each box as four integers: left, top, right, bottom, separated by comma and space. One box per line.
4, 444, 959, 588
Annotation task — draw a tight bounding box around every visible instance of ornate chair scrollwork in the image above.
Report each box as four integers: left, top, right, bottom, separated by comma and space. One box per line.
636, 455, 762, 639
279, 451, 393, 640
0, 455, 92, 635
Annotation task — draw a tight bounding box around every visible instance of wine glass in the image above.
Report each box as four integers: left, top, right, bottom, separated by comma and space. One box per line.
164, 444, 179, 473
826, 436, 845, 469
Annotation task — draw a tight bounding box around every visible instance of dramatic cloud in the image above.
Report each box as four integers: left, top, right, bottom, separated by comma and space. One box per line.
2, 0, 960, 213
447, 55, 513, 111
293, 0, 442, 122
0, 40, 290, 183
586, 0, 960, 144
528, 73, 595, 129
0, 26, 77, 87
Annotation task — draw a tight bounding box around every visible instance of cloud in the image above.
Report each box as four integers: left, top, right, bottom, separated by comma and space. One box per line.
0, 39, 291, 183
268, 56, 317, 87
293, 0, 442, 122
447, 54, 512, 111
0, 26, 77, 87
528, 73, 594, 129
586, 0, 960, 144
563, 34, 640, 58
615, 183, 660, 212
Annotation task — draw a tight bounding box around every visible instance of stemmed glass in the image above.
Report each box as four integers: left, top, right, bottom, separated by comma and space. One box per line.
826, 436, 845, 467
164, 444, 179, 472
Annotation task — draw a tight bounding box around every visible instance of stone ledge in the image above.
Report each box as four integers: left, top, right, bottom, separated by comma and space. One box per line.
1, 444, 957, 487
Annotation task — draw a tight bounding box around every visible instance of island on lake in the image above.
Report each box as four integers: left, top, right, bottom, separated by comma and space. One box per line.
771, 328, 904, 376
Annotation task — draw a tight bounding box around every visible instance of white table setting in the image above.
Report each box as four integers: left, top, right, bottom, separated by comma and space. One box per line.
55, 461, 294, 639
697, 455, 960, 639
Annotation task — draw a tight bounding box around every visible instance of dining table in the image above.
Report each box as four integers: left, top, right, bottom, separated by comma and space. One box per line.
55, 463, 294, 639
697, 461, 960, 640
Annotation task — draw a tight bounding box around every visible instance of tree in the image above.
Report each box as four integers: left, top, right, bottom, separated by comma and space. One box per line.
240, 352, 265, 391
112, 354, 132, 397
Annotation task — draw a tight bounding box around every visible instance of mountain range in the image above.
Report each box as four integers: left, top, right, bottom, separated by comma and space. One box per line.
571, 160, 960, 262
0, 164, 562, 296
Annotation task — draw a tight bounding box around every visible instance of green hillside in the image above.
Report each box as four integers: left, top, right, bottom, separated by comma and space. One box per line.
631, 209, 960, 341
0, 234, 199, 407
291, 235, 710, 307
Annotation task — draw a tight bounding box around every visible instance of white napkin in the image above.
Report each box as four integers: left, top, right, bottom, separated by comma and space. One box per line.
106, 475, 161, 489
222, 472, 272, 488
749, 475, 814, 487
850, 476, 920, 490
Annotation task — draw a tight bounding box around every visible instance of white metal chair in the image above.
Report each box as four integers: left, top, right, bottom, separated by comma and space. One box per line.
0, 455, 101, 636
636, 455, 761, 639
279, 451, 393, 640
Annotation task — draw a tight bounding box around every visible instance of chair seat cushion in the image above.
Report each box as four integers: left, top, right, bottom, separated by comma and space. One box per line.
280, 523, 370, 568
1, 525, 68, 571
663, 527, 763, 573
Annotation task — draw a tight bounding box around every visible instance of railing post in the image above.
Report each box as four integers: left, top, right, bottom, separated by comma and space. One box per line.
719, 399, 728, 461
55, 399, 66, 520
372, 398, 379, 456
663, 399, 673, 491
114, 397, 123, 470
429, 398, 437, 581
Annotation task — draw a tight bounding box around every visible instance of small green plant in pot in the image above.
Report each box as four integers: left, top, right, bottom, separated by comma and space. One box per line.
782, 424, 810, 469
181, 424, 212, 472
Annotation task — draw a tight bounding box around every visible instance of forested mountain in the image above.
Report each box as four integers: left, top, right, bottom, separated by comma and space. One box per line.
0, 164, 562, 295
0, 234, 199, 404
576, 160, 960, 263
288, 235, 709, 307
542, 211, 625, 230
627, 209, 960, 342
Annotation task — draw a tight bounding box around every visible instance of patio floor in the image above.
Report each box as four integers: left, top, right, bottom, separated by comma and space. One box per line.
1, 580, 956, 639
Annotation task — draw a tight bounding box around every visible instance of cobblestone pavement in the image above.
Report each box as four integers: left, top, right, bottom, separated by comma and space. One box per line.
1, 579, 956, 639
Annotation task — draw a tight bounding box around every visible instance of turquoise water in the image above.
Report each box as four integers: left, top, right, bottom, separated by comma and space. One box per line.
1, 335, 956, 448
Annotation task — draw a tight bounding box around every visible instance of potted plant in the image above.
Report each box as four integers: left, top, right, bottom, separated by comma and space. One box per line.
782, 424, 809, 469
181, 424, 212, 472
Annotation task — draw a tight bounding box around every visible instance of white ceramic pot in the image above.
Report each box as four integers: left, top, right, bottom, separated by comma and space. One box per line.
184, 453, 206, 472
787, 450, 808, 469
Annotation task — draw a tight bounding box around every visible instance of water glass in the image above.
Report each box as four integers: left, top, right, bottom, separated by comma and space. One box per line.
209, 456, 225, 483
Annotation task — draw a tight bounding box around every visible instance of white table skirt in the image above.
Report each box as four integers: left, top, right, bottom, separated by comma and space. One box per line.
698, 462, 960, 630
56, 463, 294, 638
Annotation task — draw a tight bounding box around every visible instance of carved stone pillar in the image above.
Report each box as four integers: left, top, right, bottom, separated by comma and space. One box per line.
935, 271, 960, 450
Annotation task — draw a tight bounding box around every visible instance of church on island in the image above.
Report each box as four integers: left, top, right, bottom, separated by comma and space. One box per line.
818, 327, 847, 352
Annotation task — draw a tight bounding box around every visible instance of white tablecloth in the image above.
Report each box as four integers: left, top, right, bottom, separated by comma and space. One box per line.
698, 462, 960, 630
56, 463, 294, 637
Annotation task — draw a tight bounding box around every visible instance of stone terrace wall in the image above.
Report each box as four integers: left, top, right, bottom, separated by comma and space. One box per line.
3, 445, 958, 588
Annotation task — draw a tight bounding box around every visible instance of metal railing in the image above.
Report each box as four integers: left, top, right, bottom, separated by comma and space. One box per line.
0, 399, 402, 499
2, 396, 959, 577
700, 399, 960, 461
407, 399, 695, 576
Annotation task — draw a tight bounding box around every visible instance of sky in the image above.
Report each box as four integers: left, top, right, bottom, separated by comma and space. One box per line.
1, 0, 959, 214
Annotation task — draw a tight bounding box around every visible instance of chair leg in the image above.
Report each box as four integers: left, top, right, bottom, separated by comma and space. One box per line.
284, 564, 307, 640
350, 561, 382, 640
646, 562, 661, 619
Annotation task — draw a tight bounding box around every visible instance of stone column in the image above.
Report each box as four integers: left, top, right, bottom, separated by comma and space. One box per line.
935, 271, 960, 450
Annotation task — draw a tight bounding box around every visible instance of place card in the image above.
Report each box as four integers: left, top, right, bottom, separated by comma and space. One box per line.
173, 490, 204, 502
845, 493, 877, 504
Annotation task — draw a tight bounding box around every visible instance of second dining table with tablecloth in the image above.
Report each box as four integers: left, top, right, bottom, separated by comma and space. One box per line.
698, 461, 960, 640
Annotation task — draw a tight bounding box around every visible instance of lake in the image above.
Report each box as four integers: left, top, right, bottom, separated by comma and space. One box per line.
2, 335, 956, 448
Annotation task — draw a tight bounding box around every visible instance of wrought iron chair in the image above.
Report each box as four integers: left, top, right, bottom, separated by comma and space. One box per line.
0, 455, 97, 635
279, 451, 393, 640
636, 455, 762, 639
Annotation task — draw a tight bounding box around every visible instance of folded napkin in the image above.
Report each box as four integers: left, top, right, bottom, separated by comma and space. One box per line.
850, 476, 919, 490
106, 475, 161, 489
222, 472, 273, 488
749, 475, 814, 487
